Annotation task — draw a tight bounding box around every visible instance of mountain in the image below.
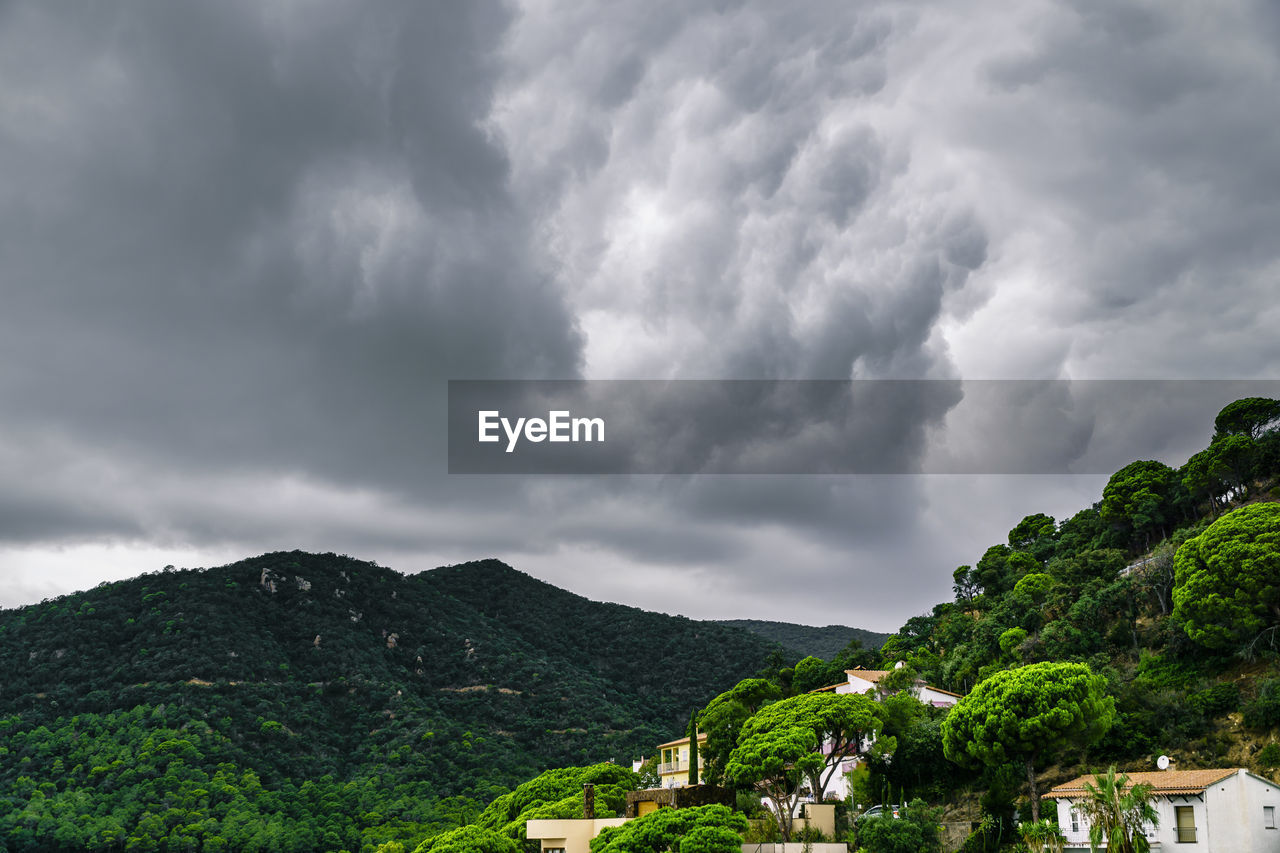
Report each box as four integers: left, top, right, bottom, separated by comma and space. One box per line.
0, 551, 790, 851
715, 619, 890, 660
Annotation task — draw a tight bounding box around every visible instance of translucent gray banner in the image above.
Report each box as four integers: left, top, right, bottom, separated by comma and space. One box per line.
447, 379, 1280, 475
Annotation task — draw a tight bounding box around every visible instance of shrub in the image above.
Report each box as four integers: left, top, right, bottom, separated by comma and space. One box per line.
1188, 683, 1240, 717
1244, 679, 1280, 730
1256, 742, 1280, 768
857, 799, 943, 853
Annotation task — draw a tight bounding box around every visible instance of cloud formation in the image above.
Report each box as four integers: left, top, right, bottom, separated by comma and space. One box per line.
2, 0, 1278, 630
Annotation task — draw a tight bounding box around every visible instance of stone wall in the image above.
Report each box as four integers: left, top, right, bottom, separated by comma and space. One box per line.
624, 785, 736, 817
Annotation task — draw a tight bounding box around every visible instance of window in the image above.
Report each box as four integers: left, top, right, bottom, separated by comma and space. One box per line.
1175, 805, 1197, 843
1266, 805, 1276, 829
1070, 809, 1080, 833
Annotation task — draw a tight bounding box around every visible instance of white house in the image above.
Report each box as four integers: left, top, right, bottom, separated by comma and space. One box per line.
1045, 768, 1280, 852
833, 667, 963, 708
806, 667, 963, 804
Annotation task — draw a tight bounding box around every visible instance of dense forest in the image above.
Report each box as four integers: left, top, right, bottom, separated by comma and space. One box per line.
711, 621, 889, 661
846, 396, 1280, 842
0, 554, 800, 850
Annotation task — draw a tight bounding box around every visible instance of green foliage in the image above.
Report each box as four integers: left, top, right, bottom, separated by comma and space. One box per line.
696, 678, 781, 786
942, 663, 1114, 821
1258, 742, 1280, 768
474, 763, 638, 842
412, 825, 520, 853
856, 799, 943, 853
999, 628, 1029, 657
687, 711, 699, 787
0, 552, 763, 851
1215, 397, 1280, 440
1012, 573, 1055, 606
1101, 460, 1184, 551
1018, 819, 1066, 853
589, 804, 747, 853
1079, 766, 1158, 853
865, 700, 961, 805
790, 656, 844, 694
1243, 679, 1280, 730
1173, 503, 1280, 652
1009, 514, 1057, 552
713, 620, 888, 661
1187, 683, 1240, 717
956, 815, 1009, 853
725, 691, 886, 840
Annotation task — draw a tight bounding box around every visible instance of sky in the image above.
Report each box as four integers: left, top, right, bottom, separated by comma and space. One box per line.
2, 1, 1279, 632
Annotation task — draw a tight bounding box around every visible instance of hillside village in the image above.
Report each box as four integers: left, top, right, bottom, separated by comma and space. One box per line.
2, 397, 1280, 852
437, 396, 1280, 853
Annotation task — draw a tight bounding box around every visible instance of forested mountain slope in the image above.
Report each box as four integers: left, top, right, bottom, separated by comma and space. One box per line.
0, 552, 789, 850
713, 619, 889, 660
871, 398, 1280, 811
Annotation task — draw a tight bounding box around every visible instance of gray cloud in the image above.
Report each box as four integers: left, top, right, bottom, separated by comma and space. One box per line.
2, 0, 1278, 633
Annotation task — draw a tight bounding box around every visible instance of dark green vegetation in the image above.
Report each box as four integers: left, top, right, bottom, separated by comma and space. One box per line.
591, 805, 747, 853
462, 762, 637, 850
877, 397, 1280, 841
713, 620, 889, 660
0, 555, 789, 850
942, 662, 1115, 821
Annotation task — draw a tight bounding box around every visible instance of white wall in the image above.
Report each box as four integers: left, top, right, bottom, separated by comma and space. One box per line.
1204, 770, 1280, 852
1054, 771, 1280, 853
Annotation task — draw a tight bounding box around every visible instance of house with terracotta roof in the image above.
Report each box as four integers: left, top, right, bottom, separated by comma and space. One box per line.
1044, 768, 1280, 851
835, 666, 963, 707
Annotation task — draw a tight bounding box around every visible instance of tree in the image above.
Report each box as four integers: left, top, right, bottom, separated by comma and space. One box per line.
1079, 766, 1158, 853
412, 825, 519, 853
687, 710, 700, 787
953, 565, 979, 606
589, 804, 747, 853
790, 656, 844, 694
941, 662, 1115, 822
1012, 573, 1056, 606
1214, 397, 1280, 440
1009, 514, 1058, 562
974, 545, 1016, 598
857, 798, 944, 853
696, 678, 781, 785
1172, 502, 1280, 653
724, 692, 886, 840
1100, 460, 1183, 551
474, 763, 638, 841
1018, 819, 1066, 853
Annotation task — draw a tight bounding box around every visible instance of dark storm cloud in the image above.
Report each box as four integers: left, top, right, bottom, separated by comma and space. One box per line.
0, 1, 580, 518
2, 0, 1279, 631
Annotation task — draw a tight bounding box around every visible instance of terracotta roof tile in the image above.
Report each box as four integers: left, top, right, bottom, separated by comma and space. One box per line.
844, 669, 891, 681
1045, 769, 1241, 798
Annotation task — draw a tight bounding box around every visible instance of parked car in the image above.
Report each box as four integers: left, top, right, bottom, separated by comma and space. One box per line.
857, 803, 905, 821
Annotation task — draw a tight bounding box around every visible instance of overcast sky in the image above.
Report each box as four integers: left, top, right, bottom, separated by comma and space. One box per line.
2, 1, 1279, 633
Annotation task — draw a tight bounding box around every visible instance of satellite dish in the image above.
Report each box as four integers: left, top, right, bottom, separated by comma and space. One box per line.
1157, 755, 1171, 770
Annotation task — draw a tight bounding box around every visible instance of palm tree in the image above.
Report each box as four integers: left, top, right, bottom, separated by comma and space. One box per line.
1018, 818, 1066, 853
1079, 766, 1159, 853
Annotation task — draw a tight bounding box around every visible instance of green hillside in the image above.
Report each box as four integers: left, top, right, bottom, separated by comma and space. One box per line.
859, 398, 1280, 839
713, 619, 889, 660
0, 553, 788, 851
